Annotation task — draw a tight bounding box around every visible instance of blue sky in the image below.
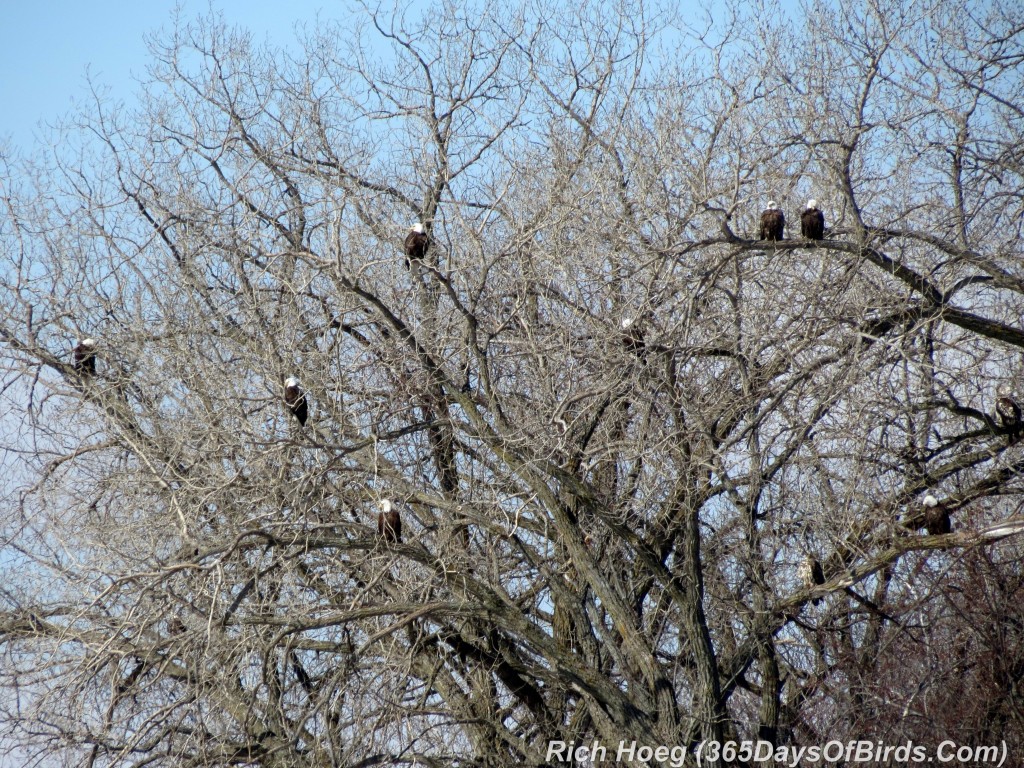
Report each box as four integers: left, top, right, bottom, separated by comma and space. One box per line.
0, 0, 337, 151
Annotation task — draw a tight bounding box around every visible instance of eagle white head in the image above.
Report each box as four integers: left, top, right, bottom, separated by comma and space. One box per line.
379, 498, 393, 513
80, 338, 96, 348
284, 376, 300, 389
923, 494, 939, 508
766, 201, 778, 210
806, 199, 818, 210
411, 223, 425, 234
998, 383, 1014, 398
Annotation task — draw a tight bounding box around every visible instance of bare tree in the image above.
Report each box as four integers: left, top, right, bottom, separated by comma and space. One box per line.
2, 0, 1024, 765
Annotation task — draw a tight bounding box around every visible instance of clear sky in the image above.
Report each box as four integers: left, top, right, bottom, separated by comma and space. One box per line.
0, 0, 337, 151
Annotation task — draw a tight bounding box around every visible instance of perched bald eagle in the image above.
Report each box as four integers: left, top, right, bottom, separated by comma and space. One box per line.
404, 223, 429, 269
377, 499, 402, 544
73, 338, 97, 376
621, 317, 645, 355
996, 384, 1022, 439
921, 494, 952, 535
798, 555, 825, 605
283, 377, 308, 426
759, 202, 785, 241
800, 199, 825, 240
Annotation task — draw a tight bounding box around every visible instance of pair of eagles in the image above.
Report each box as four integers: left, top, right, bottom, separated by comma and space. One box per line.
760, 200, 825, 241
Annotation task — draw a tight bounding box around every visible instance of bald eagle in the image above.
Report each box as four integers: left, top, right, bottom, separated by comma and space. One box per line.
404, 223, 429, 269
377, 499, 402, 544
73, 338, 97, 376
283, 377, 308, 426
621, 317, 645, 355
996, 384, 1022, 439
921, 494, 952, 535
800, 200, 825, 240
759, 202, 785, 241
798, 555, 825, 605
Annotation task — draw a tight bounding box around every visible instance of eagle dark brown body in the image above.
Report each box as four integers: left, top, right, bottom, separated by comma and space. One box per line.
404, 224, 429, 268
284, 377, 308, 426
73, 339, 97, 376
377, 499, 402, 544
801, 200, 825, 240
760, 203, 785, 241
